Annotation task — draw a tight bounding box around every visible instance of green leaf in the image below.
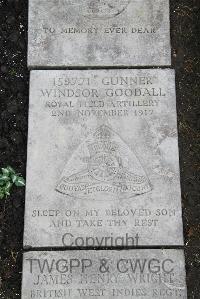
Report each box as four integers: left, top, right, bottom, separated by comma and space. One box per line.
1, 168, 10, 176
11, 174, 18, 183
0, 193, 4, 199
15, 176, 25, 187
5, 181, 12, 191
0, 174, 10, 182
6, 166, 16, 175
4, 190, 10, 196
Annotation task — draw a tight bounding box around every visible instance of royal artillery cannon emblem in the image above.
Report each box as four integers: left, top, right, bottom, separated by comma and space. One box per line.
56, 125, 151, 200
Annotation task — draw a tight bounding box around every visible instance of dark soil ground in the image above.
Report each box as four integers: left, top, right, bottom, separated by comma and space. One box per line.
0, 0, 199, 298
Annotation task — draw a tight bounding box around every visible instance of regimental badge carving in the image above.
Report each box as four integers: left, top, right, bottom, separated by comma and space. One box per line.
56, 125, 152, 200
81, 0, 130, 19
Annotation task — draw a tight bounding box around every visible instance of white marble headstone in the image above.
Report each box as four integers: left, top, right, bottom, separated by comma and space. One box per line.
28, 0, 171, 67
24, 69, 183, 248
22, 250, 187, 298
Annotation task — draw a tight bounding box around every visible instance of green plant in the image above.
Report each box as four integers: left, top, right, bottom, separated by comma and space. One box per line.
0, 166, 25, 199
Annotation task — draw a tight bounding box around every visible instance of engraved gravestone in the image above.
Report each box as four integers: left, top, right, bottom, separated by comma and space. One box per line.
24, 69, 183, 248
28, 0, 171, 67
22, 250, 187, 298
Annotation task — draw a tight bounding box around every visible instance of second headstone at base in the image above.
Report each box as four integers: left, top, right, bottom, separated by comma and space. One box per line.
24, 69, 183, 248
22, 249, 187, 298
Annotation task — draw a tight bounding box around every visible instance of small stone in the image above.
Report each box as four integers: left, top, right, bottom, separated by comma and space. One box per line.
9, 31, 20, 43
18, 39, 25, 50
13, 197, 22, 209
1, 65, 8, 73
6, 15, 16, 25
